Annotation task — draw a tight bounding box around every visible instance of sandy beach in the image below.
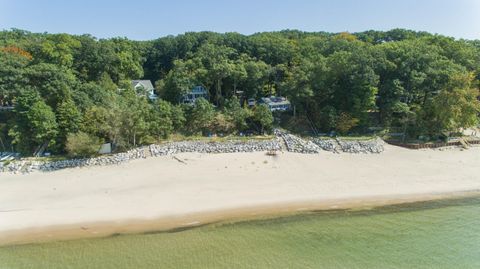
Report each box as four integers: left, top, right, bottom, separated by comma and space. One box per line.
1, 144, 480, 245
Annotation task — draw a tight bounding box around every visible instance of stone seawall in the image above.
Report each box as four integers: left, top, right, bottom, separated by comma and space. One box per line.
275, 130, 385, 154
1, 131, 385, 174
1, 140, 282, 174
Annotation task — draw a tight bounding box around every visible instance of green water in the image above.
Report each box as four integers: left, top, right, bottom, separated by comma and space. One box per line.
1, 197, 480, 269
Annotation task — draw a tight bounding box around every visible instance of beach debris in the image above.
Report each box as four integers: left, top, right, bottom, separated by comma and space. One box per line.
173, 156, 187, 164
266, 150, 278, 156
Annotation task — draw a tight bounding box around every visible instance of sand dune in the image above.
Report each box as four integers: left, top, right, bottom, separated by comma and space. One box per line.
1, 145, 479, 245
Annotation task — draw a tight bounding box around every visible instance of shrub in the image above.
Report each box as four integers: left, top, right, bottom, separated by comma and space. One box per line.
336, 112, 359, 134
65, 132, 103, 158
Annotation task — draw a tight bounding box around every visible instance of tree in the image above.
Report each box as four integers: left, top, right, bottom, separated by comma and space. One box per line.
149, 100, 174, 139
187, 98, 215, 135
326, 49, 378, 124
242, 59, 271, 99
421, 72, 480, 136
32, 33, 81, 68
335, 112, 360, 134
212, 112, 234, 134
2, 28, 480, 150
66, 131, 103, 158
9, 91, 58, 154
160, 59, 202, 103
56, 98, 82, 151
0, 50, 29, 106
252, 104, 273, 134
119, 89, 150, 147
195, 43, 236, 105
224, 96, 250, 132
171, 105, 186, 131
24, 63, 77, 109
27, 100, 58, 151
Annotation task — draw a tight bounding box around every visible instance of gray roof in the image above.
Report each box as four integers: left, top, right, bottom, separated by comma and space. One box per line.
132, 80, 154, 90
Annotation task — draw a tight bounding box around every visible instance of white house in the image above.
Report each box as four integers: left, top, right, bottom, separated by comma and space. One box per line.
132, 80, 158, 101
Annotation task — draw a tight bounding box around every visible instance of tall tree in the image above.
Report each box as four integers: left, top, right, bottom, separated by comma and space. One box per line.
9, 91, 58, 154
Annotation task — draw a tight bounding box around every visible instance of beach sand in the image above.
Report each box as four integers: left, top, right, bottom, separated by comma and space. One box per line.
1, 144, 479, 245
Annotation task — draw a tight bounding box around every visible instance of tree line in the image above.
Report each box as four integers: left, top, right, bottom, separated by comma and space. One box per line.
1, 28, 479, 156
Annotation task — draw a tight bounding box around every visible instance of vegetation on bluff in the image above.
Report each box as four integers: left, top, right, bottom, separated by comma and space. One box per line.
0, 28, 479, 156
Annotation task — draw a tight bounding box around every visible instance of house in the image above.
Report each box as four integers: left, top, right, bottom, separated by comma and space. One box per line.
132, 80, 158, 101
258, 96, 291, 112
181, 86, 209, 104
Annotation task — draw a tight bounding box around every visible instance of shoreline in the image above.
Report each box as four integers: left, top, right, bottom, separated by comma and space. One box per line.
1, 146, 480, 246
1, 190, 479, 247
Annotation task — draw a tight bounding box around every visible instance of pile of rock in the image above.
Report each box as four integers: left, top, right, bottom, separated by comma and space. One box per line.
1, 140, 282, 174
336, 138, 385, 154
1, 146, 150, 174
149, 140, 282, 156
275, 130, 322, 154
311, 138, 339, 153
277, 130, 385, 154
1, 133, 385, 174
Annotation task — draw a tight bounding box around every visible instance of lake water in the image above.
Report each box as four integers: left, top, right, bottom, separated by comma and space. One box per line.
1, 196, 479, 269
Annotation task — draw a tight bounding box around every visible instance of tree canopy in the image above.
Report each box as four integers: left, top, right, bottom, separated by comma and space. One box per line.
1, 28, 479, 155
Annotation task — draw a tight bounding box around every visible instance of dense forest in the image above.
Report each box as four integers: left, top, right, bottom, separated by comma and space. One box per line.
1, 28, 479, 156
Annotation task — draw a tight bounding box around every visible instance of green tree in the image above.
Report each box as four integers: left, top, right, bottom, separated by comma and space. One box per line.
9, 91, 58, 154
252, 104, 274, 134
212, 112, 234, 134
421, 72, 480, 136
171, 105, 187, 131
224, 96, 251, 132
149, 100, 174, 139
119, 89, 150, 147
32, 33, 81, 68
195, 43, 236, 105
160, 59, 202, 103
187, 98, 215, 135
0, 49, 29, 106
24, 63, 77, 109
56, 98, 82, 150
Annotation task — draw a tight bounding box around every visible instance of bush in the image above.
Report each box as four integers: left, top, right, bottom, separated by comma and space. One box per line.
336, 112, 359, 134
65, 132, 103, 158
212, 113, 234, 134
252, 104, 273, 134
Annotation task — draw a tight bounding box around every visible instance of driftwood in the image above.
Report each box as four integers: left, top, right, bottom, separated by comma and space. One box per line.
173, 156, 187, 164
266, 150, 278, 156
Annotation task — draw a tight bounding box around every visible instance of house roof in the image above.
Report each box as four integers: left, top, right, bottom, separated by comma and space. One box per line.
132, 80, 154, 90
